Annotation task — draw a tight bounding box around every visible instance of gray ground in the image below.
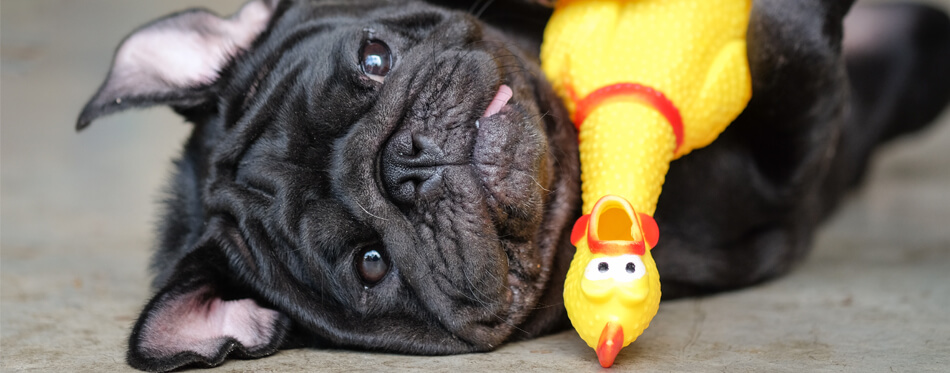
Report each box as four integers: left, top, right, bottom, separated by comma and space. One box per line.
2, 0, 949, 372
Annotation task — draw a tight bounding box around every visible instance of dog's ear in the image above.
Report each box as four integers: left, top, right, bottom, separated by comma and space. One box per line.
127, 246, 290, 372
76, 0, 280, 130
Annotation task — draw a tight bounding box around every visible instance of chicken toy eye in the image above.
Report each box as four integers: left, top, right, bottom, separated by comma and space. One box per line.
356, 245, 389, 286
584, 259, 613, 281
584, 255, 646, 282
359, 40, 392, 83
611, 255, 646, 283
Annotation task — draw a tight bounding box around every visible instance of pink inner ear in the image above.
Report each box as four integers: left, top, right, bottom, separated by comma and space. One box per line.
138, 285, 280, 359
109, 0, 274, 97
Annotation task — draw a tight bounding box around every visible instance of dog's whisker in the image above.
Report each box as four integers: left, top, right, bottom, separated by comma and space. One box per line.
528, 174, 551, 193
354, 200, 389, 221
473, 0, 498, 19
467, 0, 486, 15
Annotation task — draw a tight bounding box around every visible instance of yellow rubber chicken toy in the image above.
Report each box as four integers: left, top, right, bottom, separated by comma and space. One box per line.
541, 0, 753, 367
565, 195, 660, 367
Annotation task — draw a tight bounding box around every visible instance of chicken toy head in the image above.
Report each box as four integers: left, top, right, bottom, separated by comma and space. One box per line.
564, 195, 661, 368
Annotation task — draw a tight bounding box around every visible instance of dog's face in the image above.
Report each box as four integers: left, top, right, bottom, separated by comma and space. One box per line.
79, 0, 578, 371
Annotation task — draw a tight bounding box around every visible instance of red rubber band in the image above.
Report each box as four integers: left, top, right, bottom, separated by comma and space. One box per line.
573, 83, 684, 153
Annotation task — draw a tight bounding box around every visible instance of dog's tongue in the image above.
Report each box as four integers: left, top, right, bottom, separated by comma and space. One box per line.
482, 84, 512, 118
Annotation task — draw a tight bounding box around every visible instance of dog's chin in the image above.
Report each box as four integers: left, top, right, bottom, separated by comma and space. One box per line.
372, 78, 565, 346
365, 31, 577, 344
470, 83, 579, 341
472, 105, 549, 325
457, 26, 580, 340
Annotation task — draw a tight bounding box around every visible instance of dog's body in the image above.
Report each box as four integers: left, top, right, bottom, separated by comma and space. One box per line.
78, 0, 950, 371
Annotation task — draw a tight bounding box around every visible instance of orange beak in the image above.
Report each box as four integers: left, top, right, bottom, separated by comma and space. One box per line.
596, 321, 624, 368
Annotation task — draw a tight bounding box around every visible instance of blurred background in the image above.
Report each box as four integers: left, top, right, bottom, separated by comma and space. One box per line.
2, 0, 949, 371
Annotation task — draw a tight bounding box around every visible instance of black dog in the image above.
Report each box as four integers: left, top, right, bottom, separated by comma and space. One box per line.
77, 0, 950, 371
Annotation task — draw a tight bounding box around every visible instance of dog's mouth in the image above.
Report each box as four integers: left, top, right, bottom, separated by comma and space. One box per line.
471, 81, 548, 218
481, 84, 513, 118
374, 66, 553, 339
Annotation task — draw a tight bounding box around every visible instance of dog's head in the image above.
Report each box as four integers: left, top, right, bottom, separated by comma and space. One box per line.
78, 0, 579, 370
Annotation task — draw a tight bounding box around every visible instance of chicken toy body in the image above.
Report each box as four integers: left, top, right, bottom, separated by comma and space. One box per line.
540, 0, 753, 367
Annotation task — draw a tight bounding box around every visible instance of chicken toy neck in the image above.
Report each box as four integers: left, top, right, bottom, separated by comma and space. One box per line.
540, 0, 753, 367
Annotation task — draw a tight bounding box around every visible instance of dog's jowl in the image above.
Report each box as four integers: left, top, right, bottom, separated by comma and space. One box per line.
78, 0, 950, 371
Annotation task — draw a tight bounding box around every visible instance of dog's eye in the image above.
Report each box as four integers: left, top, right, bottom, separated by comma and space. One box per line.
359, 40, 392, 83
356, 245, 389, 286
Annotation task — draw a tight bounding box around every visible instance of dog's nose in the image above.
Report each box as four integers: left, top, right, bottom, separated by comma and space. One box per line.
381, 130, 446, 205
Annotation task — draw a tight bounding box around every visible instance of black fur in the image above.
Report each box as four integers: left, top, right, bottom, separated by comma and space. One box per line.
77, 0, 950, 371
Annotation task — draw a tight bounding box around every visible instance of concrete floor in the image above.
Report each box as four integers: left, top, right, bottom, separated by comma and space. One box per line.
2, 0, 949, 371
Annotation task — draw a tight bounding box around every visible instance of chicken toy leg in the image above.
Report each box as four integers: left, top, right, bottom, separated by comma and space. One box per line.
541, 0, 752, 367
